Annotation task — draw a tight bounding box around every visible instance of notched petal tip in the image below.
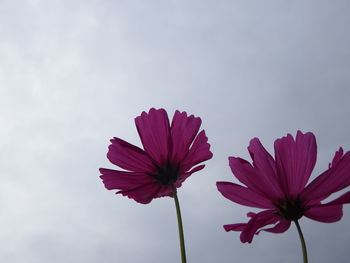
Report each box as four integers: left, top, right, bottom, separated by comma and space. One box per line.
296, 130, 314, 137
134, 108, 168, 122
147, 107, 166, 114
330, 147, 344, 168
173, 109, 202, 122
247, 137, 262, 157
228, 157, 252, 174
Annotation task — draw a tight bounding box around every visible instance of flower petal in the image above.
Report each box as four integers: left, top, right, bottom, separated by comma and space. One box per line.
301, 150, 350, 201
175, 164, 205, 187
170, 110, 202, 163
329, 147, 344, 168
304, 205, 343, 223
224, 223, 246, 232
247, 138, 284, 198
304, 191, 350, 223
216, 181, 274, 209
181, 130, 213, 171
222, 210, 289, 243
107, 138, 154, 172
152, 185, 173, 198
99, 168, 154, 190
228, 156, 279, 200
257, 219, 291, 234
274, 131, 317, 198
117, 183, 162, 204
134, 108, 171, 165
99, 168, 163, 204
304, 190, 350, 207
323, 191, 350, 206
239, 210, 279, 243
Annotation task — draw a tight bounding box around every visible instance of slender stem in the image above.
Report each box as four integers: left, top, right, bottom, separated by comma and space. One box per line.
294, 220, 308, 263
172, 185, 187, 263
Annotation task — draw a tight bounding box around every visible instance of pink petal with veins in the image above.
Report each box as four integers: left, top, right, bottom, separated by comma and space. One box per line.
170, 110, 202, 163
217, 181, 274, 209
229, 156, 279, 200
99, 168, 154, 190
274, 131, 316, 198
107, 138, 154, 172
247, 138, 284, 199
134, 108, 171, 165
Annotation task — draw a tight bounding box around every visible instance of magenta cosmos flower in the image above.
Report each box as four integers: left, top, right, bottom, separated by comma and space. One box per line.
217, 131, 350, 243
99, 108, 213, 204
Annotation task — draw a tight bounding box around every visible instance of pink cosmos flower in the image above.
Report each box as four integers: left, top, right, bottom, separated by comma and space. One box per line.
100, 108, 213, 204
217, 131, 350, 243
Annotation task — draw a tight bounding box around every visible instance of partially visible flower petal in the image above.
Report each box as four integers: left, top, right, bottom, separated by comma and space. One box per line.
247, 138, 284, 199
329, 147, 344, 168
322, 191, 350, 206
224, 223, 246, 232
99, 168, 162, 204
304, 205, 343, 223
246, 212, 256, 217
99, 168, 154, 190
170, 110, 202, 163
222, 210, 290, 243
181, 130, 213, 171
274, 131, 317, 198
134, 108, 171, 165
175, 164, 205, 187
258, 219, 291, 234
239, 210, 279, 243
118, 182, 162, 204
229, 156, 279, 200
301, 151, 350, 201
304, 191, 350, 209
153, 185, 173, 198
216, 181, 274, 209
107, 138, 154, 172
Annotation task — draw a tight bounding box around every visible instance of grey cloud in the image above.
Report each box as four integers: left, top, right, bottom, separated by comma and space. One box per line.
1, 0, 350, 262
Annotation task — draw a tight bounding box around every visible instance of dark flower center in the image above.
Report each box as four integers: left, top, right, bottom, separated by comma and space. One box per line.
275, 198, 305, 221
149, 161, 180, 186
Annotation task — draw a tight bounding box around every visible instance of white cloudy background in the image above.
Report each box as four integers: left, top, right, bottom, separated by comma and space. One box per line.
1, 0, 350, 262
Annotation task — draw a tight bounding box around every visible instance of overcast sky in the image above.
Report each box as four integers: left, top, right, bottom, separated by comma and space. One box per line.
1, 0, 350, 262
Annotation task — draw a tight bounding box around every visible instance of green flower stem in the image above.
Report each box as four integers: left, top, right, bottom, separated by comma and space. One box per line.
294, 220, 308, 263
172, 185, 187, 263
